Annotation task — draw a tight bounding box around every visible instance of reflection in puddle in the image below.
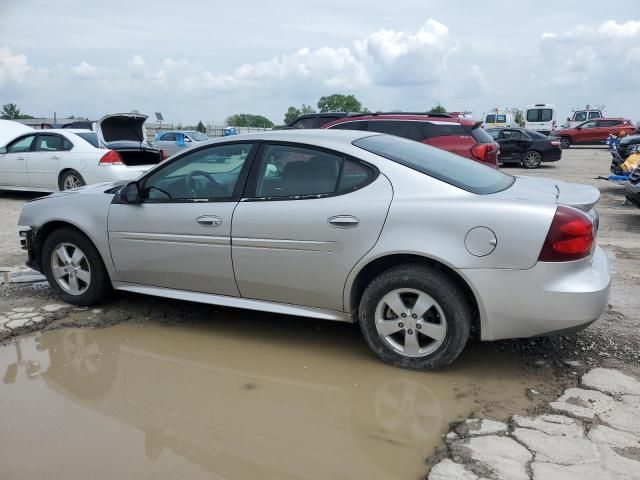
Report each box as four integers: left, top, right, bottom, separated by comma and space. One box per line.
0, 317, 533, 479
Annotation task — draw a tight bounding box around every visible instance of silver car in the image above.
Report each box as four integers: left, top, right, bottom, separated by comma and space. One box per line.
152, 130, 209, 157
17, 130, 610, 370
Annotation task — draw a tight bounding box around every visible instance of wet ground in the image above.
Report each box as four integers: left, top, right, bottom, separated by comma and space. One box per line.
0, 147, 639, 479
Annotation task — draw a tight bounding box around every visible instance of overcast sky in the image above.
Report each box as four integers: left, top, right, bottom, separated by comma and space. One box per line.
1, 0, 639, 125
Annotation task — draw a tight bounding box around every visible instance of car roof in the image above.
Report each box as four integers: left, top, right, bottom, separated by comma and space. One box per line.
325, 113, 476, 127
199, 128, 379, 147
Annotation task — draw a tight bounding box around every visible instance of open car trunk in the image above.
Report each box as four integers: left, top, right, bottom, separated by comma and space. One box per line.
97, 113, 163, 166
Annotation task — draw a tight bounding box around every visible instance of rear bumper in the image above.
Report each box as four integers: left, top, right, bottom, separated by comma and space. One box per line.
543, 150, 562, 162
84, 165, 152, 185
460, 246, 611, 340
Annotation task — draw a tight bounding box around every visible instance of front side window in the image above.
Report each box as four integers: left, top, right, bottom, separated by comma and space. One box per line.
6, 135, 36, 153
35, 134, 64, 151
254, 144, 374, 198
597, 120, 621, 127
142, 143, 253, 201
289, 117, 316, 129
574, 111, 587, 122
580, 121, 597, 129
353, 134, 514, 195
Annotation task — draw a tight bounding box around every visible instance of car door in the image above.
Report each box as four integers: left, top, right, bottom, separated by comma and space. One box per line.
231, 142, 393, 312
497, 130, 517, 161
108, 141, 257, 296
156, 132, 178, 156
508, 130, 530, 158
0, 134, 36, 186
575, 120, 598, 143
28, 133, 68, 188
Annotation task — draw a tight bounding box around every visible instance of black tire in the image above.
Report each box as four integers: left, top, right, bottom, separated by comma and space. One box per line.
42, 227, 112, 306
560, 137, 571, 149
358, 264, 471, 370
521, 150, 542, 169
58, 170, 86, 191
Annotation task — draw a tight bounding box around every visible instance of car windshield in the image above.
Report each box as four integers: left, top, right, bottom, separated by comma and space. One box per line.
353, 134, 515, 195
485, 114, 496, 123
187, 132, 208, 141
76, 132, 99, 148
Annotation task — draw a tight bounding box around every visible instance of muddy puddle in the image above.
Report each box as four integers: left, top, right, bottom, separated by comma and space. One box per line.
0, 315, 542, 480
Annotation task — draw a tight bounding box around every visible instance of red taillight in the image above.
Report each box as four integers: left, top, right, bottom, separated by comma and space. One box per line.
161, 149, 169, 160
538, 206, 594, 262
99, 150, 123, 166
471, 143, 499, 167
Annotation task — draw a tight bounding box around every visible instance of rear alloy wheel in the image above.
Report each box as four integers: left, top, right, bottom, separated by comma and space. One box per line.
59, 170, 86, 191
42, 228, 111, 305
359, 265, 471, 370
560, 137, 571, 149
522, 150, 542, 169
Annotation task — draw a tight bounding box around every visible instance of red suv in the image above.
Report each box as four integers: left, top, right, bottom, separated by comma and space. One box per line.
552, 118, 635, 149
322, 113, 500, 167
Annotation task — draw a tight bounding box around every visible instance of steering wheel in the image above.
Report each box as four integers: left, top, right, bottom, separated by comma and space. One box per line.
184, 170, 228, 198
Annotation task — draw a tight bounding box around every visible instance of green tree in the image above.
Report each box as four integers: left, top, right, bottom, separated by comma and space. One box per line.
226, 113, 274, 128
428, 103, 447, 114
1, 103, 33, 119
513, 109, 524, 127
317, 94, 364, 113
196, 120, 207, 133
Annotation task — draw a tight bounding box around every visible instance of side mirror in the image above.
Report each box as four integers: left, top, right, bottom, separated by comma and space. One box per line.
575, 126, 581, 130
118, 181, 142, 204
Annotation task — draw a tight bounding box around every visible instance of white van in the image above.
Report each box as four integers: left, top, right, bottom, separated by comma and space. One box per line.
483, 112, 516, 129
524, 104, 556, 135
566, 109, 603, 128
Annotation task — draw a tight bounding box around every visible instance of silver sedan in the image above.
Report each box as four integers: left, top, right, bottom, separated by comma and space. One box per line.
17, 130, 610, 370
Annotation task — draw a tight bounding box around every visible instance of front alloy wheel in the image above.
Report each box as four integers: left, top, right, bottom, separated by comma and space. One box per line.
560, 137, 571, 149
50, 243, 91, 295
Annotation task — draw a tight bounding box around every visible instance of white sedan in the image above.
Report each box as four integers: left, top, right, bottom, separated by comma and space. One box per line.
0, 114, 164, 192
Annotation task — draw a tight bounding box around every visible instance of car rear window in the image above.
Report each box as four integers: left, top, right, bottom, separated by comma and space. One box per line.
470, 126, 494, 144
353, 134, 514, 195
526, 109, 553, 122
76, 132, 99, 148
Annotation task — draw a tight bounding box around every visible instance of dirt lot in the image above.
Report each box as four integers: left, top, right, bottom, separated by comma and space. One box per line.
0, 146, 638, 479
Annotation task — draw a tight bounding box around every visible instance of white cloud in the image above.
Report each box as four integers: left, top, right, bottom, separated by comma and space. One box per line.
71, 61, 97, 78
598, 20, 640, 38
0, 47, 31, 84
127, 54, 146, 68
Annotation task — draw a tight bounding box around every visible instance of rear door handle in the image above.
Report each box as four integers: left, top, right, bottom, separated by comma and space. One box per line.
195, 215, 222, 227
328, 215, 359, 228
17, 156, 25, 161
50, 155, 60, 160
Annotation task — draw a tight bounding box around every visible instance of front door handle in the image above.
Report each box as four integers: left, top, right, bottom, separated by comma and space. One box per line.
328, 215, 359, 229
195, 215, 222, 227
16, 156, 25, 161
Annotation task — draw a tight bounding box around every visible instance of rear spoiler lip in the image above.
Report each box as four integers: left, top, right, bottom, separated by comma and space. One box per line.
472, 121, 484, 130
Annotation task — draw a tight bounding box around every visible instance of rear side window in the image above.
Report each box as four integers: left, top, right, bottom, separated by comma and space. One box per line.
364, 121, 425, 141
317, 116, 343, 127
329, 120, 368, 131
76, 132, 99, 148
526, 109, 553, 122
588, 111, 601, 119
422, 122, 467, 138
254, 144, 375, 198
160, 132, 176, 141
353, 135, 514, 195
35, 134, 64, 151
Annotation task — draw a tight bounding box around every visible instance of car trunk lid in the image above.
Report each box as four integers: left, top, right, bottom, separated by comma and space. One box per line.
492, 176, 600, 211
96, 113, 148, 144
